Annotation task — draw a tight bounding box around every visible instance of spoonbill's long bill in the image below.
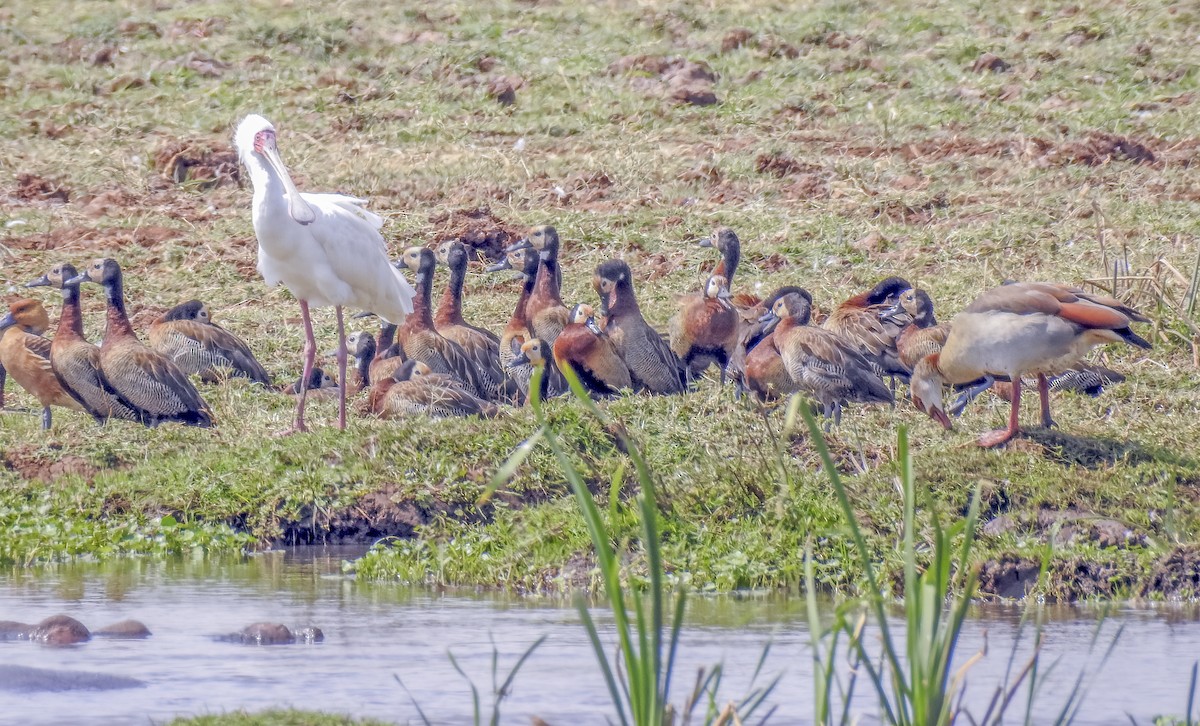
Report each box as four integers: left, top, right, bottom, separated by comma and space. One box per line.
235, 114, 415, 433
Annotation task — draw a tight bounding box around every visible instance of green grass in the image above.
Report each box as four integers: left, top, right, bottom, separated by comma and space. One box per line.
2, 0, 1200, 597
167, 710, 393, 726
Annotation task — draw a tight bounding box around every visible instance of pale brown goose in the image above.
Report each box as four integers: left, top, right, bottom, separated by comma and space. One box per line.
910, 282, 1152, 447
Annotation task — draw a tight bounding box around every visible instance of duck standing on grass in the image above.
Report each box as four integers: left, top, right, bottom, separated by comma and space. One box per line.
26, 263, 139, 425
593, 259, 685, 395
669, 275, 740, 384
235, 113, 415, 433
910, 282, 1152, 447
68, 259, 213, 428
0, 299, 84, 429
765, 291, 893, 424
434, 240, 520, 403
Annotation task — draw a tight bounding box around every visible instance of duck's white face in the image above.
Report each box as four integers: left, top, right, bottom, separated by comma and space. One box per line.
571, 304, 594, 325
402, 247, 424, 272
411, 362, 434, 378
197, 304, 211, 322
521, 339, 544, 363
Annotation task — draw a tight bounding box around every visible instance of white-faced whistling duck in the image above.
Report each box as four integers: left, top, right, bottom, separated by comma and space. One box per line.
375, 360, 500, 419
68, 259, 213, 428
148, 300, 273, 385
884, 288, 951, 372
506, 225, 570, 346
282, 367, 339, 398
821, 276, 912, 387
434, 240, 521, 404
592, 259, 685, 394
766, 291, 893, 425
910, 282, 1151, 447
26, 263, 139, 425
552, 303, 632, 398
698, 227, 760, 309
728, 285, 810, 398
508, 338, 555, 404
394, 246, 486, 398
490, 247, 566, 400
0, 298, 84, 429
741, 288, 814, 403
668, 275, 740, 383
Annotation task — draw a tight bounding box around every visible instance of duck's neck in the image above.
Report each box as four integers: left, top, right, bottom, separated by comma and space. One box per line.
56, 285, 86, 341
102, 275, 136, 341
507, 274, 536, 330
534, 255, 564, 307
376, 323, 397, 360
436, 261, 466, 327
606, 283, 640, 319
715, 245, 740, 284
356, 338, 375, 385
841, 291, 871, 309
409, 269, 436, 330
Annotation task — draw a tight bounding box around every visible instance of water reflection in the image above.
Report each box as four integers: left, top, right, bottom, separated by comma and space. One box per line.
0, 549, 1197, 725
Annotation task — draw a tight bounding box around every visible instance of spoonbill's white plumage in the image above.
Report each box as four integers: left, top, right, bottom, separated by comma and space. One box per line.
235, 113, 415, 433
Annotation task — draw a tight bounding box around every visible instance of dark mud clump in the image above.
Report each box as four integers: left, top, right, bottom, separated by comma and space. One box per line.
977, 556, 1041, 599
1048, 132, 1157, 166
281, 485, 428, 545
4, 446, 100, 483
427, 206, 525, 262
152, 138, 241, 188
1141, 545, 1200, 598
754, 152, 821, 178
971, 52, 1010, 73
609, 54, 719, 106
12, 173, 70, 204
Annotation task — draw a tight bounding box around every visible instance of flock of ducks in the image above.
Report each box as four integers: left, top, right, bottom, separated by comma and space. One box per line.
0, 115, 1154, 448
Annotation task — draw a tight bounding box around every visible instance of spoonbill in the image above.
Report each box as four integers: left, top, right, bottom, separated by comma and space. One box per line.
235, 114, 415, 433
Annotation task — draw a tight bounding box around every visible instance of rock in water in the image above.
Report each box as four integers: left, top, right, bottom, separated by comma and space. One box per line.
30, 615, 90, 645
93, 619, 152, 639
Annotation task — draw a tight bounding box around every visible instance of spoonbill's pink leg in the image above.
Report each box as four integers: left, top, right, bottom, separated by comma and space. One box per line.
277, 300, 316, 436
335, 305, 348, 430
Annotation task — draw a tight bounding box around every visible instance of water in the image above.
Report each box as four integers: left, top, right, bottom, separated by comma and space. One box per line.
0, 548, 1197, 725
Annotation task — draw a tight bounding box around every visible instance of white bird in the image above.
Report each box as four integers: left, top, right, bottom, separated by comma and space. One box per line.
235, 114, 415, 433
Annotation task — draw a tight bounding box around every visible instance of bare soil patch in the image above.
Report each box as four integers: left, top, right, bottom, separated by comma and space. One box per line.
609, 54, 719, 106
2, 445, 123, 483
5, 225, 183, 251
10, 173, 70, 205
152, 138, 241, 188
425, 206, 525, 262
